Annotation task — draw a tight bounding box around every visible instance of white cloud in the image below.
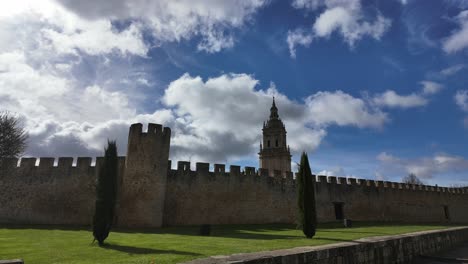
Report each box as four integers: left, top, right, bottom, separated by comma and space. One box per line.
313, 7, 390, 47
287, 28, 313, 58
55, 0, 268, 53
292, 0, 323, 10
372, 90, 428, 109
440, 64, 465, 76
290, 0, 391, 52
455, 90, 468, 112
454, 90, 468, 129
42, 22, 147, 56
6, 68, 404, 165
317, 167, 345, 176
377, 152, 468, 179
163, 73, 327, 162
305, 91, 388, 128
420, 81, 443, 95
443, 10, 468, 53
0, 1, 148, 57
377, 152, 398, 162
0, 0, 267, 56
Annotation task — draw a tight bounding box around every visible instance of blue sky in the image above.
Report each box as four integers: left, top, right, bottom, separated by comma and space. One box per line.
1, 0, 468, 186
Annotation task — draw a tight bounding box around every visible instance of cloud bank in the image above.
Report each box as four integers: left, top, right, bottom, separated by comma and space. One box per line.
377, 152, 468, 180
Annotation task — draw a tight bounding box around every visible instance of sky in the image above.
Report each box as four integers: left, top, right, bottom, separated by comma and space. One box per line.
1, 0, 468, 186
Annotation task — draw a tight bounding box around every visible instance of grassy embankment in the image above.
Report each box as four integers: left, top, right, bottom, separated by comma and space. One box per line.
0, 222, 455, 264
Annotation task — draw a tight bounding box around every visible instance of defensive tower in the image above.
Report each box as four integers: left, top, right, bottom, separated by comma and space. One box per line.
259, 97, 291, 174
118, 123, 171, 227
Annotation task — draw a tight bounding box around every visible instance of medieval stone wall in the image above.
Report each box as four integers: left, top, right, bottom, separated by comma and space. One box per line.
163, 165, 468, 226
0, 156, 125, 225
163, 162, 296, 226
313, 176, 468, 223
0, 123, 467, 227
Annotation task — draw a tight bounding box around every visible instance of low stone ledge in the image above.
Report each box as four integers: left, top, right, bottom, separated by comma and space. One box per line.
183, 227, 468, 264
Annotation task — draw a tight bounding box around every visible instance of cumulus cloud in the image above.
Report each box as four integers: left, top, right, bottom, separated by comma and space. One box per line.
289, 0, 391, 56
0, 1, 148, 58
440, 64, 465, 76
372, 81, 442, 109
306, 91, 387, 128
2, 53, 407, 166
163, 73, 327, 162
377, 152, 468, 179
454, 90, 468, 129
455, 90, 468, 112
372, 90, 428, 109
420, 81, 443, 95
287, 28, 313, 58
313, 6, 390, 47
317, 167, 345, 176
443, 10, 468, 53
55, 0, 267, 53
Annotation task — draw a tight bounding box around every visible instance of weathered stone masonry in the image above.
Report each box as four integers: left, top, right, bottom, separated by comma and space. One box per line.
1, 123, 468, 227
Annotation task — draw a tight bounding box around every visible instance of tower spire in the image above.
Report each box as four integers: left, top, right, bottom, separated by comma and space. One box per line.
270, 97, 279, 120
260, 97, 291, 174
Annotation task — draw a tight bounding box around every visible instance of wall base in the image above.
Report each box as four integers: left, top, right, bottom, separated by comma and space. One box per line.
184, 226, 468, 264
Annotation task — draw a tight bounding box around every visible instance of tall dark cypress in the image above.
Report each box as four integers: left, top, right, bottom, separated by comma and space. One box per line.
297, 152, 317, 238
93, 140, 118, 246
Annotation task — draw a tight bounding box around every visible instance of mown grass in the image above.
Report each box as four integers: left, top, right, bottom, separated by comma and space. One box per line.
0, 222, 455, 264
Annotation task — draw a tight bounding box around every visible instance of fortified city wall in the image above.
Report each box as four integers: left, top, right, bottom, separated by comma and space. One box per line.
0, 123, 467, 227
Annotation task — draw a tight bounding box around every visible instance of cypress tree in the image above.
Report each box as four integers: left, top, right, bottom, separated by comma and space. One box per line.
297, 152, 317, 238
93, 140, 118, 246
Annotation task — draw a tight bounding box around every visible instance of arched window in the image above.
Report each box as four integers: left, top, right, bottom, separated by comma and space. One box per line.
267, 140, 270, 147
275, 139, 278, 147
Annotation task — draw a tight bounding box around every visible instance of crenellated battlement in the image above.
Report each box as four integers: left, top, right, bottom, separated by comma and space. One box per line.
128, 123, 171, 140
0, 156, 126, 170
168, 160, 295, 182
164, 160, 467, 195
312, 175, 467, 194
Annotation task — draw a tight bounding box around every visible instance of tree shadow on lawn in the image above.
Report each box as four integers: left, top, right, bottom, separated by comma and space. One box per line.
113, 224, 393, 241
0, 224, 90, 231
101, 243, 200, 256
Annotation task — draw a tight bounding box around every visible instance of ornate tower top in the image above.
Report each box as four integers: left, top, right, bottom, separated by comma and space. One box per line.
270, 97, 279, 120
259, 97, 291, 175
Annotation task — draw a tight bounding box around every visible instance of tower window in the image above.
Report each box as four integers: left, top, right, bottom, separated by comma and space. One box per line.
267, 140, 270, 147
275, 139, 278, 147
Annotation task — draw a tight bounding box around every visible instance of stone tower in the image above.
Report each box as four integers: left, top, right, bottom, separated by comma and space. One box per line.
259, 98, 291, 174
118, 123, 171, 227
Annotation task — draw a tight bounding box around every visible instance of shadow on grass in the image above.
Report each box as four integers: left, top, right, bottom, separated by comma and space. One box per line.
101, 243, 200, 256
0, 222, 453, 241
0, 224, 90, 231
319, 230, 390, 236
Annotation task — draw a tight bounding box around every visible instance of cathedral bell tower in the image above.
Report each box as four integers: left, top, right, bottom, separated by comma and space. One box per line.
259, 97, 291, 174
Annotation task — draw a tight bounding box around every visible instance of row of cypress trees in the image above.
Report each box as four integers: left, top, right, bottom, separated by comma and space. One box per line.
91, 142, 317, 243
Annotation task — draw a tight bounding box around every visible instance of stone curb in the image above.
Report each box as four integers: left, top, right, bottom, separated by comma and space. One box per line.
182, 226, 468, 264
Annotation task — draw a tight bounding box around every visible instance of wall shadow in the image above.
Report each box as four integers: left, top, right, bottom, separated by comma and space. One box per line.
102, 243, 200, 256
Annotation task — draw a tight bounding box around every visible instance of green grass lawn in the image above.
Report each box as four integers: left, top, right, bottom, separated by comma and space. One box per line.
0, 222, 455, 264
